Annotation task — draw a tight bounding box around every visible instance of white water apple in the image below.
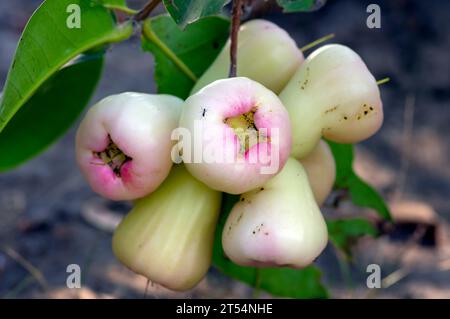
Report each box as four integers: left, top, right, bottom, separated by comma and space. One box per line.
222, 158, 328, 268
279, 44, 383, 158
191, 19, 303, 94
112, 164, 221, 291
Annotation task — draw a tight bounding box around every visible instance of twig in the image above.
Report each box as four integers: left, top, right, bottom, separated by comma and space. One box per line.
134, 0, 162, 22
1, 246, 49, 291
331, 242, 353, 297
143, 279, 151, 299
391, 93, 415, 201
229, 0, 244, 77
365, 225, 425, 298
252, 268, 262, 298
300, 33, 335, 52
381, 267, 410, 289
3, 276, 35, 299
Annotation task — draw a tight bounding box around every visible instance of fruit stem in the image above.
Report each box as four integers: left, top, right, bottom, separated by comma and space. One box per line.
376, 77, 390, 86
300, 33, 336, 52
229, 0, 244, 77
104, 4, 138, 15
134, 0, 161, 22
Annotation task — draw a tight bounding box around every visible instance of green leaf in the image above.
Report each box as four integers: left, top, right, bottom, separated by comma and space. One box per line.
212, 194, 328, 299
162, 0, 231, 28
95, 0, 138, 14
0, 54, 104, 172
327, 218, 377, 256
0, 0, 133, 133
348, 175, 392, 221
142, 15, 229, 99
327, 141, 392, 221
327, 141, 354, 187
258, 267, 328, 299
277, 0, 327, 12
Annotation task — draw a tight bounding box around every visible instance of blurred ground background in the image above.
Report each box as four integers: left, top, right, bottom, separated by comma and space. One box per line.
0, 0, 449, 298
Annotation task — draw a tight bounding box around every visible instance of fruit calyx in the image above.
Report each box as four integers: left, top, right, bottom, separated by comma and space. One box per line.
94, 135, 131, 177
224, 108, 269, 154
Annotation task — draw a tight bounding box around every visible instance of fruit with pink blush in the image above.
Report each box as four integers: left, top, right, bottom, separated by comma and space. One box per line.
190, 19, 304, 95
112, 164, 221, 291
76, 92, 183, 201
279, 44, 383, 159
298, 140, 336, 206
222, 158, 328, 268
178, 77, 292, 194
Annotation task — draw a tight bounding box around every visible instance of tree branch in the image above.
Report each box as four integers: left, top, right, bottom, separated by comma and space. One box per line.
134, 0, 162, 22
228, 0, 244, 77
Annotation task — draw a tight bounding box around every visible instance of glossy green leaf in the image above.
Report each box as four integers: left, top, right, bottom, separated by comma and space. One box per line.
0, 54, 104, 172
348, 174, 391, 221
142, 15, 229, 99
212, 194, 328, 299
277, 0, 327, 12
163, 0, 230, 28
0, 0, 133, 133
327, 141, 392, 221
326, 141, 353, 187
327, 218, 377, 256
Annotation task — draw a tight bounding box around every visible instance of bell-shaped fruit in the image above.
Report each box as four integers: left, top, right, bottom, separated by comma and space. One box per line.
190, 19, 304, 95
178, 77, 292, 194
76, 92, 182, 201
298, 140, 336, 206
279, 44, 383, 158
222, 158, 328, 268
112, 164, 221, 291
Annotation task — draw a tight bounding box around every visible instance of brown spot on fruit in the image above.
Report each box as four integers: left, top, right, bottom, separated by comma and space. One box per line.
324, 105, 339, 114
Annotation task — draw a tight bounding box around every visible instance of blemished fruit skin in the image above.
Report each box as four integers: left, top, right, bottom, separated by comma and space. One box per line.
222, 158, 328, 268
190, 19, 304, 95
76, 92, 182, 201
179, 77, 292, 194
112, 164, 222, 291
298, 140, 336, 206
279, 44, 383, 159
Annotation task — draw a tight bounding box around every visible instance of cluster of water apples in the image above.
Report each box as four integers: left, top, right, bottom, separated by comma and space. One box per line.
75, 20, 383, 291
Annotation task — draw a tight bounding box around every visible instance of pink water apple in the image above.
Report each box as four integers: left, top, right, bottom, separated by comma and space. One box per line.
177, 77, 292, 194
76, 92, 183, 200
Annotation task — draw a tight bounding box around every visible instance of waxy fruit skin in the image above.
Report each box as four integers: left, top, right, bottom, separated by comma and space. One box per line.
222, 158, 328, 268
76, 92, 182, 201
190, 19, 304, 95
299, 140, 336, 206
179, 77, 292, 194
279, 44, 383, 159
112, 165, 221, 291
